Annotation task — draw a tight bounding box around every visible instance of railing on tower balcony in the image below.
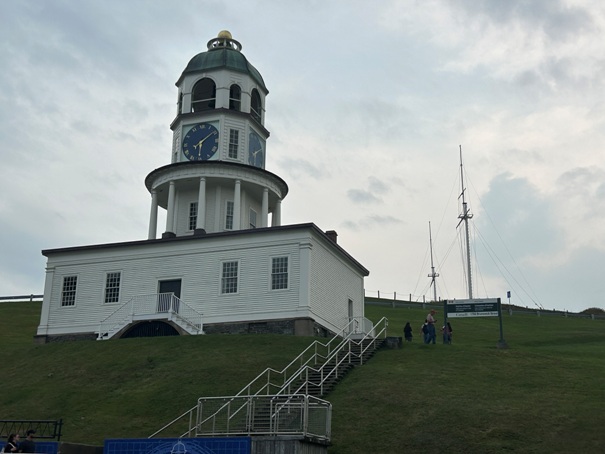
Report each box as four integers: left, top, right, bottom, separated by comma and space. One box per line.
97, 293, 203, 340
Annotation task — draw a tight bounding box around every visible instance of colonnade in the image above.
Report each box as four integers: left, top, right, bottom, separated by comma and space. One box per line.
147, 177, 281, 239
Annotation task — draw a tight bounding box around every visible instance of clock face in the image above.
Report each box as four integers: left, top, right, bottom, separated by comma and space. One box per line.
182, 123, 219, 161
248, 131, 264, 168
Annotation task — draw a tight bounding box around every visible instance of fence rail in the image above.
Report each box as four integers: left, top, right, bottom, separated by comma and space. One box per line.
0, 294, 43, 302
365, 298, 605, 320
0, 420, 63, 440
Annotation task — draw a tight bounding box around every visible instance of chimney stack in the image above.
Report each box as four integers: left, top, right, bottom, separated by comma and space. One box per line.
325, 230, 338, 243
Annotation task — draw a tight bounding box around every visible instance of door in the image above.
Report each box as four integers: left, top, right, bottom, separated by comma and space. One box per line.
158, 279, 182, 313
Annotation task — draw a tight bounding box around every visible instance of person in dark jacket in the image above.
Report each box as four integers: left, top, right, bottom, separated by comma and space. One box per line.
18, 430, 35, 453
403, 322, 413, 342
3, 434, 19, 454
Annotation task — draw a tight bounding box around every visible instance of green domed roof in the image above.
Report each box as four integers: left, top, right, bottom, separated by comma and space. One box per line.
179, 32, 267, 92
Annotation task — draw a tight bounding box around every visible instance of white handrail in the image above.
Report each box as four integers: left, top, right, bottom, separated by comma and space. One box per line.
97, 293, 203, 340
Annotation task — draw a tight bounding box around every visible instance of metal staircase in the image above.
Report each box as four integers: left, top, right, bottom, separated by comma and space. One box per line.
149, 317, 389, 442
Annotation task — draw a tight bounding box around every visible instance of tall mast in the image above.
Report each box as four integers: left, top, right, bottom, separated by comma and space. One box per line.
428, 221, 439, 302
457, 145, 473, 299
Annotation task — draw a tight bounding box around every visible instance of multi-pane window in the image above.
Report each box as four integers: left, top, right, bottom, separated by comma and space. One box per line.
229, 84, 241, 111
221, 261, 238, 294
104, 272, 121, 304
271, 257, 289, 290
249, 209, 257, 229
189, 202, 198, 230
225, 201, 234, 230
61, 276, 78, 307
228, 129, 239, 159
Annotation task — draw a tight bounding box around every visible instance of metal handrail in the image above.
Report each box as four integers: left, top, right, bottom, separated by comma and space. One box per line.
97, 293, 203, 340
150, 317, 386, 439
279, 317, 388, 397
193, 394, 332, 440
199, 318, 385, 433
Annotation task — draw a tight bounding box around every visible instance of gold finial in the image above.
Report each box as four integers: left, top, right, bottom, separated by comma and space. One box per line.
217, 30, 232, 39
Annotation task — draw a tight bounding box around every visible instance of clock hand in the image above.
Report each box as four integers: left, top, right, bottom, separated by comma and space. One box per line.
194, 131, 217, 157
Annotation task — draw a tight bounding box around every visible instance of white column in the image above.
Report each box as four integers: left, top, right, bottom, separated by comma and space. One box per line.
196, 177, 206, 230
214, 186, 222, 231
272, 199, 282, 226
233, 179, 241, 231
148, 190, 158, 240
166, 181, 176, 233
261, 188, 269, 228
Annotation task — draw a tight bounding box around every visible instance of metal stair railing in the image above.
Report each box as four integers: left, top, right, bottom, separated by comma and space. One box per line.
190, 394, 332, 440
97, 293, 203, 340
278, 317, 388, 397
149, 317, 386, 439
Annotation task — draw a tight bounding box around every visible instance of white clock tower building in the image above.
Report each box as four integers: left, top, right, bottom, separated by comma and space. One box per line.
36, 31, 370, 343
147, 30, 287, 239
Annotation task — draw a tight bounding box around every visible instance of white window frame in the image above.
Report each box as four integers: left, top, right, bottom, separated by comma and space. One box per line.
61, 275, 78, 307
225, 200, 234, 230
189, 201, 198, 231
104, 271, 122, 304
271, 256, 289, 290
228, 129, 239, 159
221, 260, 239, 294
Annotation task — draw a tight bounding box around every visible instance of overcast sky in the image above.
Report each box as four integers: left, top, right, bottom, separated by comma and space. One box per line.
1, 0, 604, 313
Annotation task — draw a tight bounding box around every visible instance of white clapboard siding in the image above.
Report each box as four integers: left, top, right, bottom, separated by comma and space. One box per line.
38, 224, 367, 338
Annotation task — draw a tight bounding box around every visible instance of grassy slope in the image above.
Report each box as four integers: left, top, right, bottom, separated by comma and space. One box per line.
329, 305, 605, 453
1, 302, 604, 453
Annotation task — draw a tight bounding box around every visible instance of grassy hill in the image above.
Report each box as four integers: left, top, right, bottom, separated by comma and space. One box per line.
1, 301, 604, 453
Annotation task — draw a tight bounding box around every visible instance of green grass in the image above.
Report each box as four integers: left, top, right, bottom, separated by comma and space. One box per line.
1, 302, 604, 453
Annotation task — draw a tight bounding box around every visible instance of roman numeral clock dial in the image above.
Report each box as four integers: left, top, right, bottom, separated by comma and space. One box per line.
182, 123, 219, 161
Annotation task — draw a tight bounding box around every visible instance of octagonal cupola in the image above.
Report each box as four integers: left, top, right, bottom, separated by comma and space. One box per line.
146, 31, 287, 240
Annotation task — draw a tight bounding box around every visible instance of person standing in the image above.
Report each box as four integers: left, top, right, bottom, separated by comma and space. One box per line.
442, 321, 453, 344
3, 434, 19, 453
426, 309, 437, 344
18, 430, 35, 453
403, 322, 413, 342
421, 320, 429, 344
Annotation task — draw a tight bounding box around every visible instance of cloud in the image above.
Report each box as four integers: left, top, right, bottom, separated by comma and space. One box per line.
347, 189, 381, 204
342, 215, 403, 231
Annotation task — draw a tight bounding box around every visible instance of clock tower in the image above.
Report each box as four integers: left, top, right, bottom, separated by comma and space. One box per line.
145, 31, 288, 238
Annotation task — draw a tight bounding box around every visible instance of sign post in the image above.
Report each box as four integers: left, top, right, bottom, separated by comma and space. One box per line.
443, 298, 508, 348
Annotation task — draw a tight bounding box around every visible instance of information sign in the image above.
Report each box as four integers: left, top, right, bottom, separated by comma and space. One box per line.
445, 298, 499, 318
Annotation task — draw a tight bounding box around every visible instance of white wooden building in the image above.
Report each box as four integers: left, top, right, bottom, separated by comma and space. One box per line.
35, 31, 369, 343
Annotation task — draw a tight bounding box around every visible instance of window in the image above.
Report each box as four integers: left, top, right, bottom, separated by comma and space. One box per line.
104, 272, 121, 304
221, 261, 238, 294
249, 209, 257, 229
189, 202, 198, 230
271, 257, 289, 290
61, 276, 78, 307
228, 129, 239, 159
251, 88, 262, 123
191, 78, 216, 112
225, 201, 234, 230
229, 84, 241, 111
